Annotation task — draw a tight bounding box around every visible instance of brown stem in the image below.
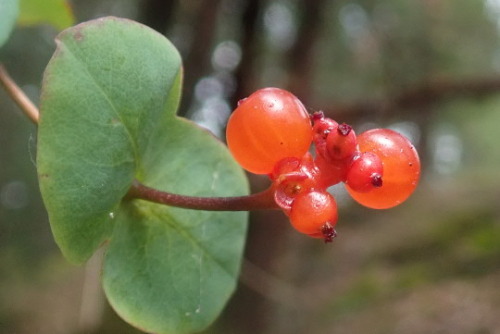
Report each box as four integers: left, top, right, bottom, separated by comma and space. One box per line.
0, 64, 40, 124
127, 180, 279, 211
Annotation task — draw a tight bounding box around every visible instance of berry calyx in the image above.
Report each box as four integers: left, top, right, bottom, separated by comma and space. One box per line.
321, 222, 338, 243
289, 190, 338, 239
345, 129, 420, 209
226, 88, 312, 174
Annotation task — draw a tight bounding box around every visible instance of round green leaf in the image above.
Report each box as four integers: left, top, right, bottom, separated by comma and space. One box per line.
38, 17, 248, 333
0, 0, 19, 48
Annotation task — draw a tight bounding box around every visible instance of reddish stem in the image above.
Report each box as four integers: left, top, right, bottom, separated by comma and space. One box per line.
127, 180, 279, 211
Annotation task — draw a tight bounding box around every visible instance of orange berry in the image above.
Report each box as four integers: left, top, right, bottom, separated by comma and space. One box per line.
289, 191, 338, 237
226, 88, 312, 174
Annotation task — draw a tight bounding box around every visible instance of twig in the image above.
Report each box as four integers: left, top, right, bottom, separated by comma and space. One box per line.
0, 64, 40, 124
325, 75, 500, 122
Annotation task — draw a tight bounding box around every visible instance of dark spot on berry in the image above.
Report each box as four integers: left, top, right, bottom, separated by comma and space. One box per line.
292, 185, 302, 194
284, 183, 303, 196
332, 145, 341, 155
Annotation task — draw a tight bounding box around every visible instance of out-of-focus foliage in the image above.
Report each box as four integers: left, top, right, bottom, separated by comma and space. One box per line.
18, 0, 74, 30
0, 0, 18, 47
313, 0, 500, 102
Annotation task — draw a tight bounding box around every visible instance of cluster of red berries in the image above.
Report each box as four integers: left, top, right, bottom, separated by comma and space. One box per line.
226, 88, 420, 242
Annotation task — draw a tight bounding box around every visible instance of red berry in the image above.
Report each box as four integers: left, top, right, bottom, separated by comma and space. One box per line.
345, 152, 383, 193
346, 129, 420, 209
312, 113, 338, 159
325, 123, 357, 161
311, 115, 355, 187
226, 88, 312, 174
289, 190, 338, 239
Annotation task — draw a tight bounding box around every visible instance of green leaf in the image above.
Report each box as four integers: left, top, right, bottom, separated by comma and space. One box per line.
104, 118, 248, 334
38, 17, 248, 333
18, 0, 74, 30
0, 0, 19, 48
38, 16, 181, 264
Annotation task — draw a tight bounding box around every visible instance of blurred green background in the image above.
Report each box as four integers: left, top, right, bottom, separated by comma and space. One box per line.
1, 0, 500, 333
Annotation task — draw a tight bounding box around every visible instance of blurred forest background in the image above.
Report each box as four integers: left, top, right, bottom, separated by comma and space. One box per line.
1, 0, 500, 333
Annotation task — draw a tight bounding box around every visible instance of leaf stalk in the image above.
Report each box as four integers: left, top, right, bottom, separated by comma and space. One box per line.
127, 180, 278, 211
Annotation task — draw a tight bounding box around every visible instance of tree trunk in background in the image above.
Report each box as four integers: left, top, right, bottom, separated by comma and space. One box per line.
285, 0, 326, 104
179, 0, 222, 116
231, 0, 263, 105
137, 0, 177, 34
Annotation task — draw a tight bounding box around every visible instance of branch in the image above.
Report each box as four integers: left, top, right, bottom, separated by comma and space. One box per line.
326, 76, 500, 122
0, 64, 40, 124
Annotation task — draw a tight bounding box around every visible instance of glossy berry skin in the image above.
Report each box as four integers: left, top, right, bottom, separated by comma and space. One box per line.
346, 129, 420, 209
289, 190, 338, 238
226, 88, 312, 174
345, 152, 383, 193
